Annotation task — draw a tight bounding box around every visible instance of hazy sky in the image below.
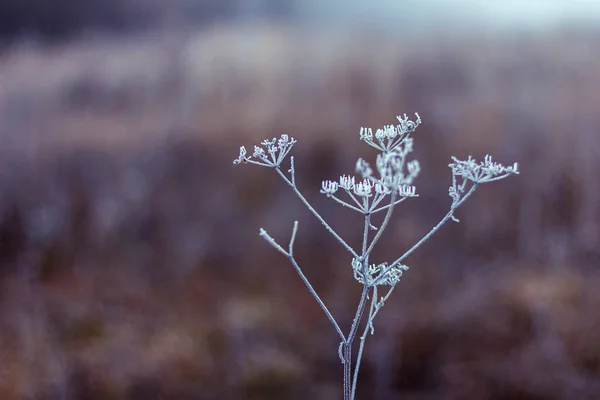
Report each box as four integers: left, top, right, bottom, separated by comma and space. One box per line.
297, 0, 600, 29
449, 0, 600, 23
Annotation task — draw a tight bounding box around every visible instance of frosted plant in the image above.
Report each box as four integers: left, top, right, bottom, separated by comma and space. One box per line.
233, 113, 518, 400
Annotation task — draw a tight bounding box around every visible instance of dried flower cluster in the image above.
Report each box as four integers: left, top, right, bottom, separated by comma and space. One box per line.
351, 258, 409, 286
234, 134, 297, 167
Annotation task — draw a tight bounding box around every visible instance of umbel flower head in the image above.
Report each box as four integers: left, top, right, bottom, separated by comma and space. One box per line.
233, 134, 297, 167
355, 114, 421, 187
320, 113, 422, 214
359, 113, 421, 152
450, 155, 519, 183
448, 155, 519, 205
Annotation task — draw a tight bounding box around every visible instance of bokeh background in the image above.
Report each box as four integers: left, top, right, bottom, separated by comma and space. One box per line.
1, 1, 599, 399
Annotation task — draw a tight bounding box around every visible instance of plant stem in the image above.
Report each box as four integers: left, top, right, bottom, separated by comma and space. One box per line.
350, 286, 378, 398
344, 285, 370, 400
366, 191, 397, 257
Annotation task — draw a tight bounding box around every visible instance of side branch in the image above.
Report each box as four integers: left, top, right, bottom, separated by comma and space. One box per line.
374, 184, 477, 285
275, 167, 359, 259
259, 222, 346, 341
365, 191, 398, 257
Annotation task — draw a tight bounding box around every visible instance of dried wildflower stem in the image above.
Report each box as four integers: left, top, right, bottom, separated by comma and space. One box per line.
344, 193, 397, 400
351, 284, 396, 397
351, 288, 378, 397
234, 113, 518, 400
342, 214, 374, 398
344, 285, 370, 400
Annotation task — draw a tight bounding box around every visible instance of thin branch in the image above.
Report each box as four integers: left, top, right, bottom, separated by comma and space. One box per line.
279, 146, 295, 166
346, 190, 367, 211
362, 214, 370, 256
368, 192, 388, 212
350, 283, 398, 398
344, 285, 370, 400
393, 183, 476, 265
351, 286, 378, 399
370, 285, 395, 323
455, 183, 477, 207
479, 173, 515, 183
347, 286, 370, 347
244, 159, 275, 168
329, 194, 365, 213
275, 167, 359, 259
288, 220, 298, 255
365, 191, 397, 257
377, 184, 478, 284
259, 224, 346, 341
259, 228, 288, 256
289, 156, 296, 186
343, 342, 351, 399
342, 285, 372, 399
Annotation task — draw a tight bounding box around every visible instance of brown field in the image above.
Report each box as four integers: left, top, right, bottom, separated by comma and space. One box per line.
0, 23, 599, 399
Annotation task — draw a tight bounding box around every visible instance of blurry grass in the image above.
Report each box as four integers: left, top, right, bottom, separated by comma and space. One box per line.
0, 24, 598, 398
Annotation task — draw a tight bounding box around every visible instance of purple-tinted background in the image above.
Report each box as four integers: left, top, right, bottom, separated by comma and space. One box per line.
0, 1, 599, 399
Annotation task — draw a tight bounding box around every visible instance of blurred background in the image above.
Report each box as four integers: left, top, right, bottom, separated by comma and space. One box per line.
0, 0, 599, 399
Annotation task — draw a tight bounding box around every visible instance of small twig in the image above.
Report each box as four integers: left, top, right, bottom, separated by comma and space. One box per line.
289, 156, 296, 186
259, 223, 346, 341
